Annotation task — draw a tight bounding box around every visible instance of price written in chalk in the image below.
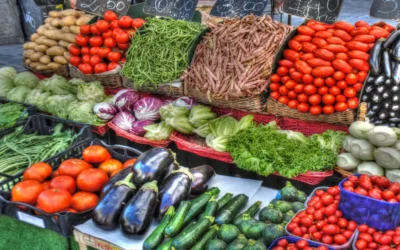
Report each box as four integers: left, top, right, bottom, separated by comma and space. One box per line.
370, 0, 400, 20
143, 0, 199, 20
282, 0, 343, 24
75, 0, 131, 16
210, 0, 268, 18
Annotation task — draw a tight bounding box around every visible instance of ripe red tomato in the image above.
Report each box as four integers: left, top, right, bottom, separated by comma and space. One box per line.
96, 20, 109, 32
118, 43, 129, 50
50, 175, 76, 195
345, 73, 359, 84
271, 74, 281, 82
323, 224, 339, 235
110, 20, 119, 29
115, 32, 130, 44
270, 83, 280, 91
322, 94, 335, 105
302, 74, 314, 84
99, 159, 123, 175
89, 36, 103, 47
357, 71, 367, 82
304, 85, 317, 95
336, 94, 347, 102
288, 90, 297, 99
359, 232, 373, 242
334, 234, 347, 245
321, 194, 334, 205
104, 10, 118, 22
382, 190, 395, 200
344, 87, 357, 98
353, 83, 363, 92
68, 44, 81, 56
333, 71, 345, 80
122, 159, 137, 168
58, 159, 93, 178
325, 77, 336, 87
23, 162, 52, 183
94, 63, 108, 74
89, 55, 102, 66
278, 96, 289, 104
69, 57, 81, 66
297, 93, 309, 103
12, 180, 44, 204
90, 25, 101, 35
335, 102, 348, 112
80, 24, 91, 35
355, 240, 367, 249
119, 16, 133, 29
98, 47, 111, 58
321, 235, 333, 245
318, 86, 329, 95
37, 189, 72, 214
277, 239, 289, 247
83, 145, 111, 164
108, 62, 119, 71
297, 103, 310, 113
310, 105, 322, 115
108, 51, 122, 62
285, 80, 296, 90
329, 86, 341, 96
277, 67, 288, 76
71, 191, 99, 212
270, 91, 280, 100
81, 46, 90, 55
281, 76, 290, 83
347, 221, 357, 231
75, 35, 89, 47
336, 80, 348, 89
104, 37, 117, 48
313, 78, 325, 87
132, 18, 145, 29
308, 94, 321, 105
82, 54, 91, 64
102, 29, 113, 39
294, 84, 305, 93
90, 47, 100, 56
77, 168, 109, 192
347, 97, 359, 110
288, 100, 299, 109
296, 240, 309, 249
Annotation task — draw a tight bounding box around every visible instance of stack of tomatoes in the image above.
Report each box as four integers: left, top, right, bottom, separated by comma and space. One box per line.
288, 186, 358, 246
11, 145, 136, 214
271, 238, 329, 250
69, 10, 145, 74
355, 224, 400, 249
271, 20, 394, 115
342, 175, 400, 202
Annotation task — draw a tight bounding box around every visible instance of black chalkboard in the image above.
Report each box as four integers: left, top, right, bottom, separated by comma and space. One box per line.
143, 0, 199, 20
370, 0, 400, 20
34, 0, 65, 6
209, 0, 268, 17
282, 0, 343, 24
75, 0, 131, 16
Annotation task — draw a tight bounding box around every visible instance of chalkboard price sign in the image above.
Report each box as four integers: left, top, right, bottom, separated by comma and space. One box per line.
370, 0, 400, 20
75, 0, 131, 16
209, 0, 268, 18
34, 0, 65, 6
143, 0, 199, 20
282, 0, 343, 24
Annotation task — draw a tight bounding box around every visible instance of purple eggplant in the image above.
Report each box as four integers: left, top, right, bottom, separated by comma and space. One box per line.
189, 165, 215, 195
157, 168, 192, 220
120, 181, 158, 235
93, 173, 137, 230
100, 167, 132, 197
132, 148, 176, 186
164, 162, 179, 180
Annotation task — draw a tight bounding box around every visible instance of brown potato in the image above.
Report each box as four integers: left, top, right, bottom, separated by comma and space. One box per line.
61, 16, 77, 27
25, 59, 32, 64
34, 45, 49, 53
63, 52, 71, 60
60, 9, 79, 17
47, 62, 61, 70
69, 25, 80, 35
39, 55, 51, 65
37, 37, 58, 47
61, 26, 70, 33
30, 62, 40, 68
76, 15, 93, 26
51, 18, 61, 28
58, 40, 71, 48
46, 46, 66, 56
37, 25, 48, 36
30, 52, 44, 62
23, 42, 37, 50
30, 33, 39, 42
23, 49, 35, 58
36, 64, 49, 71
45, 17, 54, 24
53, 56, 68, 65
49, 11, 60, 18
43, 30, 63, 41
44, 23, 52, 28
61, 33, 76, 43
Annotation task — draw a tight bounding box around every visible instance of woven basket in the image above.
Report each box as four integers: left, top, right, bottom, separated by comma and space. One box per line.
186, 87, 268, 113
108, 121, 171, 147
281, 117, 348, 136
24, 63, 69, 78
357, 102, 368, 121
266, 98, 355, 125
122, 76, 184, 97
69, 65, 123, 88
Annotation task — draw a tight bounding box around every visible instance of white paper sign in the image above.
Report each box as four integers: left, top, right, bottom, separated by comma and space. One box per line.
17, 211, 45, 229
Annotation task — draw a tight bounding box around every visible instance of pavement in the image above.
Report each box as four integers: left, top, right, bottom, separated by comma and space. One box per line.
0, 0, 396, 72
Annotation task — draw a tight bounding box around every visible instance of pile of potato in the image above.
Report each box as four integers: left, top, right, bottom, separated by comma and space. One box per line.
23, 9, 94, 71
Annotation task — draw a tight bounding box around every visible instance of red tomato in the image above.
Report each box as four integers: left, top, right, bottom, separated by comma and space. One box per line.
132, 18, 145, 29
90, 25, 101, 35
297, 103, 310, 113
308, 94, 321, 105
324, 204, 337, 216
278, 96, 289, 104
98, 47, 111, 58
336, 94, 347, 102
318, 86, 329, 95
89, 36, 103, 47
80, 25, 91, 35
110, 20, 119, 29
322, 94, 335, 105
322, 235, 333, 245
302, 74, 314, 84
82, 145, 111, 164
337, 80, 348, 89
296, 240, 309, 249
94, 63, 108, 74
50, 175, 76, 195
102, 30, 113, 38
271, 74, 281, 82
122, 159, 137, 168
270, 91, 280, 100
353, 83, 363, 92
81, 46, 90, 55
344, 87, 357, 98
279, 86, 289, 96
310, 105, 322, 115
104, 10, 118, 22
281, 76, 290, 83
119, 16, 133, 29
23, 162, 52, 183
298, 93, 309, 103
347, 97, 359, 110
333, 71, 345, 80
12, 180, 44, 204
285, 80, 297, 90
359, 232, 373, 242
36, 189, 72, 214
277, 239, 289, 247
277, 67, 288, 76
329, 86, 341, 96
115, 32, 130, 44
304, 85, 317, 95
89, 55, 102, 66
334, 234, 347, 245
345, 73, 359, 84
118, 43, 129, 50
357, 71, 368, 82
270, 83, 280, 91
99, 159, 123, 175
75, 35, 89, 47
347, 221, 357, 231
68, 44, 81, 56
325, 77, 336, 87
71, 191, 99, 212
77, 168, 109, 192
90, 47, 100, 56
79, 63, 93, 74
104, 37, 117, 48
112, 28, 124, 38
288, 90, 298, 99
321, 194, 334, 205
96, 20, 109, 32
335, 102, 348, 112
82, 54, 90, 64
342, 230, 354, 239
355, 240, 367, 249
288, 100, 299, 109
58, 159, 93, 178
313, 77, 325, 87
294, 84, 305, 93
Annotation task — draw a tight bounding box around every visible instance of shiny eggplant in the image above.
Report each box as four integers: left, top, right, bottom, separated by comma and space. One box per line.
393, 95, 400, 103
384, 78, 393, 86
384, 30, 400, 49
164, 162, 179, 180
158, 168, 192, 220
132, 148, 176, 186
366, 76, 375, 83
189, 165, 215, 195
382, 50, 392, 78
390, 117, 400, 123
378, 110, 389, 120
370, 38, 384, 76
382, 91, 390, 100
392, 103, 400, 112
376, 85, 386, 94
392, 40, 400, 61
393, 62, 400, 84
374, 75, 386, 86
372, 94, 382, 103
93, 173, 137, 230
101, 167, 132, 197
120, 180, 158, 235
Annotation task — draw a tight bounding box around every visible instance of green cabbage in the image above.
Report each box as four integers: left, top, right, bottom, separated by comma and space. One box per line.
0, 67, 17, 80
238, 115, 256, 131
160, 103, 189, 120
24, 89, 51, 111
45, 94, 77, 118
165, 116, 194, 134
7, 86, 31, 102
193, 123, 211, 138
14, 72, 39, 88
69, 78, 86, 86
209, 116, 238, 137
39, 75, 74, 95
77, 81, 105, 102
0, 76, 15, 97
206, 134, 230, 152
144, 122, 173, 141
67, 101, 105, 125
189, 105, 217, 128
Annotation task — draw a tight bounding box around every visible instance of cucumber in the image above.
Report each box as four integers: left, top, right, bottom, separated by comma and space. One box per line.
234, 201, 262, 226
206, 239, 227, 250
215, 194, 248, 225
244, 239, 265, 250
217, 224, 240, 243
171, 216, 214, 250
191, 225, 218, 250
156, 239, 172, 250
228, 234, 248, 250
217, 192, 233, 210
165, 200, 191, 238
144, 206, 175, 250
183, 188, 220, 227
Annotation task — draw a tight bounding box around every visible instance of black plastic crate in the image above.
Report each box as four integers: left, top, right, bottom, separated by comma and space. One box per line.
0, 98, 37, 135
0, 139, 142, 237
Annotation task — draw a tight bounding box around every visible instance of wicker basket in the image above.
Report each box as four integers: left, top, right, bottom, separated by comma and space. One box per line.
334, 166, 354, 178
69, 65, 123, 88
24, 63, 69, 78
186, 87, 268, 113
281, 117, 348, 136
122, 76, 184, 97
266, 98, 355, 125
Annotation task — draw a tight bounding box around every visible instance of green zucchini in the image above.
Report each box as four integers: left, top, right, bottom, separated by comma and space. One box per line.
156, 239, 172, 250
206, 239, 227, 250
228, 234, 248, 250
144, 206, 175, 250
281, 182, 299, 201
259, 204, 283, 223
238, 215, 266, 240
191, 225, 218, 250
215, 194, 248, 225
171, 216, 214, 250
274, 200, 292, 213
233, 201, 262, 226
183, 188, 220, 227
165, 200, 191, 238
217, 192, 233, 210
262, 223, 285, 246
217, 224, 240, 243
244, 239, 265, 250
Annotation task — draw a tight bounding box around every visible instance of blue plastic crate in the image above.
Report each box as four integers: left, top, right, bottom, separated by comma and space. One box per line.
338, 174, 400, 231
268, 236, 335, 250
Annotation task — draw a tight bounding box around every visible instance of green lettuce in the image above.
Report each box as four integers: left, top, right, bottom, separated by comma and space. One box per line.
24, 89, 52, 111
39, 74, 74, 95
67, 101, 105, 125
209, 116, 238, 137
14, 72, 39, 88
144, 122, 173, 141
0, 67, 17, 80
0, 76, 15, 97
77, 81, 105, 102
44, 94, 77, 118
7, 86, 31, 102
189, 105, 217, 128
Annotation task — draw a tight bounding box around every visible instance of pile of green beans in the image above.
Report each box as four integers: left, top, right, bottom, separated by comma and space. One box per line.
121, 17, 204, 89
